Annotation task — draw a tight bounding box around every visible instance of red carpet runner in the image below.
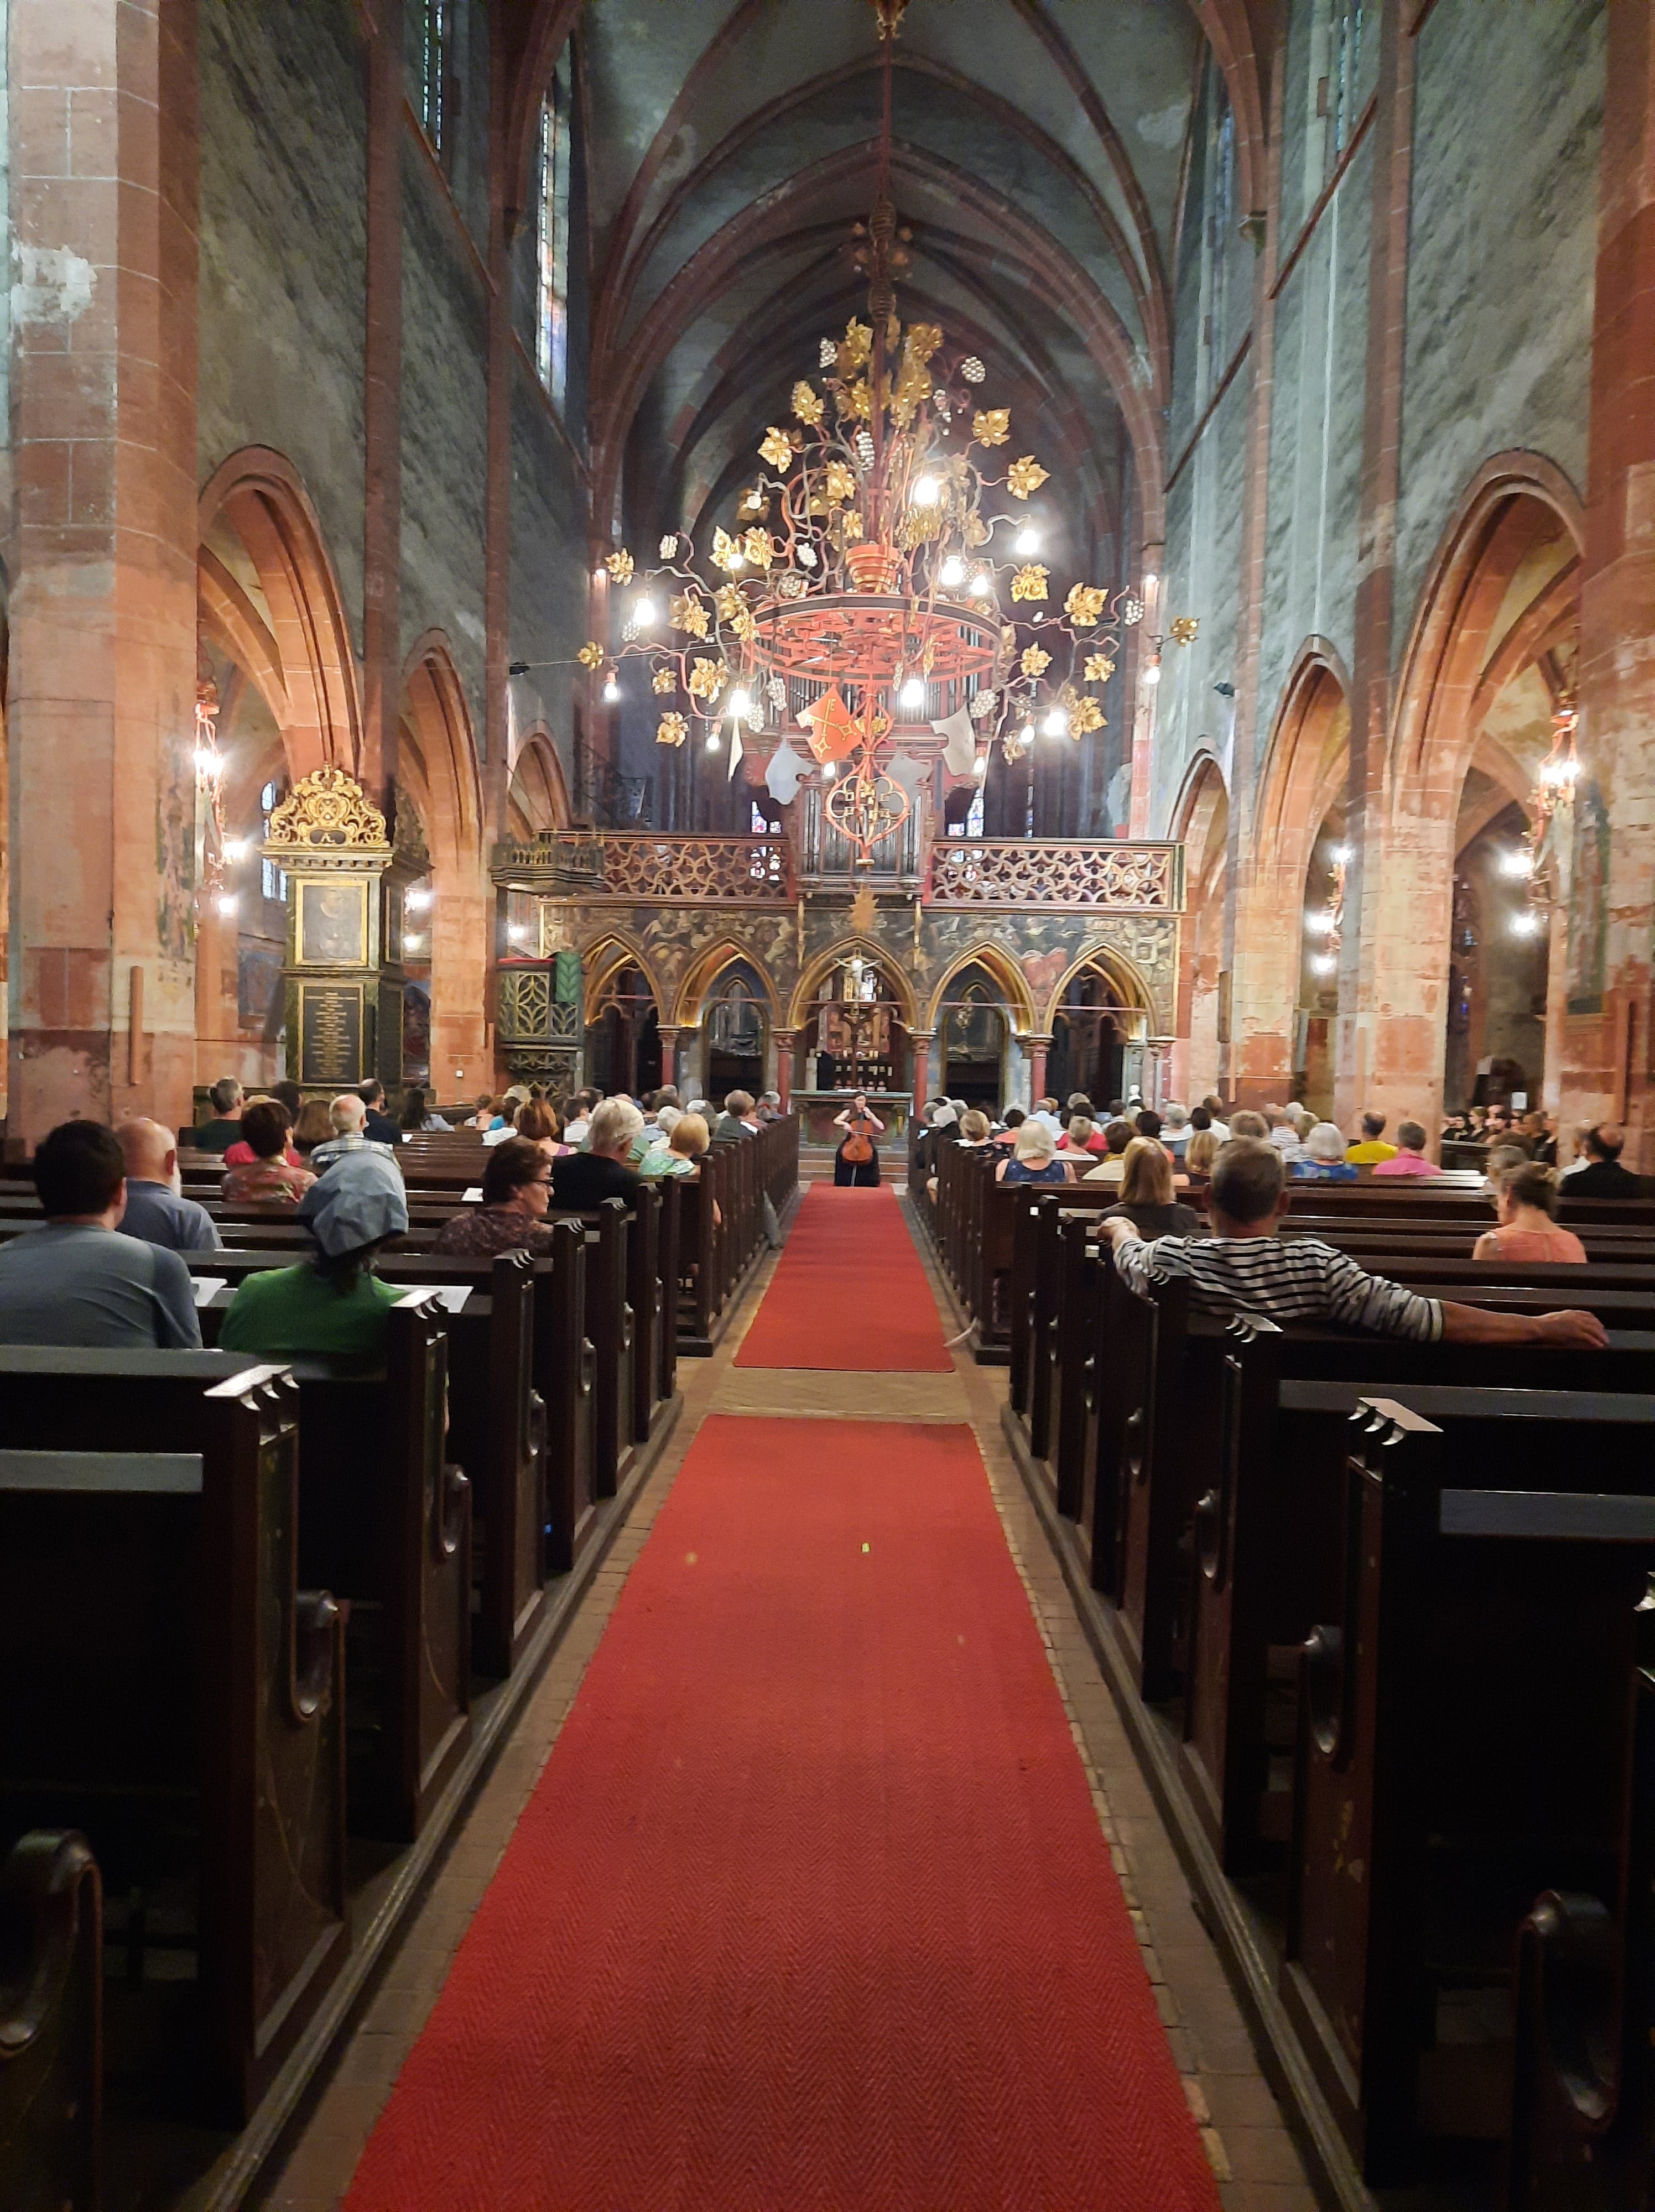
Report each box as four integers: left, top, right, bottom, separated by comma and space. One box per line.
345, 1416, 1220, 2211
734, 1182, 954, 1371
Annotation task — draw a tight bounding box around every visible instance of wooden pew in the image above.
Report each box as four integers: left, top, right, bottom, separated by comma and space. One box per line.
0, 1317, 471, 1846
0, 1372, 350, 2122
1280, 1399, 1655, 2185
0, 1829, 101, 2211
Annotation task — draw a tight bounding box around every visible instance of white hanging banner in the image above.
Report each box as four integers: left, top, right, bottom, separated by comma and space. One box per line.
931, 705, 977, 778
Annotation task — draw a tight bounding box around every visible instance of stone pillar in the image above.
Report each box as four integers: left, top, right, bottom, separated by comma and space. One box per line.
7, 0, 201, 1140
428, 857, 491, 1098
772, 1030, 798, 1112
1560, 1, 1655, 1160
907, 1030, 934, 1113
657, 1026, 680, 1093
1024, 1034, 1053, 1104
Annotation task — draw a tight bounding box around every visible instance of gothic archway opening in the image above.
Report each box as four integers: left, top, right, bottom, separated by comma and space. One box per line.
804, 953, 905, 1099
1445, 791, 1548, 1115
1294, 802, 1347, 1119
701, 961, 768, 1103
1049, 966, 1128, 1108
936, 963, 1009, 1109
589, 963, 662, 1098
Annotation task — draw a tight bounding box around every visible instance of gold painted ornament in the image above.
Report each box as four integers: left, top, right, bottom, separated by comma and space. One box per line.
840, 319, 873, 368
1011, 563, 1049, 602
1169, 615, 1200, 645
651, 666, 676, 695
655, 711, 689, 748
1006, 455, 1049, 499
711, 527, 745, 573
1070, 695, 1105, 735
792, 381, 824, 425
1020, 643, 1052, 677
688, 658, 728, 701
577, 641, 604, 669
1084, 653, 1116, 684
972, 408, 1010, 447
1065, 583, 1106, 628
605, 549, 634, 584
742, 526, 774, 570
824, 460, 857, 504
758, 426, 794, 469
671, 592, 710, 638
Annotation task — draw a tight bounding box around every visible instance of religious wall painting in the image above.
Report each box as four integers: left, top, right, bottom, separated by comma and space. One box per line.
1566, 778, 1610, 1014
1020, 947, 1069, 1004
237, 938, 285, 1031
156, 731, 196, 962
402, 982, 431, 1082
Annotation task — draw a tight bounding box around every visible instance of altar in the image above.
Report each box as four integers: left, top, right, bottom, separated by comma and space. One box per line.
793, 1091, 913, 1147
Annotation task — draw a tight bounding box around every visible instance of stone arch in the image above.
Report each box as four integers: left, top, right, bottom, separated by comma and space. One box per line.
1169, 752, 1229, 1103
1364, 455, 1584, 1131
787, 938, 918, 1032
508, 727, 573, 837
923, 941, 1037, 1035
675, 938, 783, 1031
1255, 641, 1352, 888
197, 447, 362, 780
582, 931, 668, 1029
1040, 943, 1157, 1035
395, 634, 488, 1094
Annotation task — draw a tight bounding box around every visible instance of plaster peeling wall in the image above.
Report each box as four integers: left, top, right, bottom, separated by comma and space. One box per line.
1394, 0, 1604, 652
197, 2, 368, 639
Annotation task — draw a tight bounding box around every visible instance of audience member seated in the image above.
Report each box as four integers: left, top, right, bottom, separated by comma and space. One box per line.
291, 1098, 334, 1157
1102, 1136, 1203, 1241
1030, 1096, 1064, 1135
1290, 1122, 1360, 1180
192, 1076, 246, 1154
221, 1100, 318, 1206
310, 1092, 400, 1172
551, 1098, 645, 1210
1184, 1126, 1220, 1185
1562, 1123, 1643, 1197
514, 1098, 565, 1158
714, 1090, 758, 1141
990, 1105, 1024, 1148
1199, 1094, 1232, 1140
1473, 1161, 1588, 1265
1225, 1109, 1267, 1139
464, 1091, 501, 1131
1482, 1142, 1531, 1198
640, 1111, 711, 1180
0, 1120, 202, 1347
560, 1088, 598, 1146
956, 1109, 995, 1147
223, 1095, 301, 1168
1082, 1119, 1135, 1184
1345, 1111, 1398, 1163
1370, 1118, 1441, 1177
1522, 1109, 1558, 1166
1102, 1139, 1605, 1346
1162, 1102, 1193, 1161
220, 1149, 408, 1360
996, 1119, 1074, 1185
357, 1079, 401, 1146
116, 1118, 223, 1250
430, 1137, 555, 1258
398, 1084, 451, 1134
1058, 1113, 1106, 1156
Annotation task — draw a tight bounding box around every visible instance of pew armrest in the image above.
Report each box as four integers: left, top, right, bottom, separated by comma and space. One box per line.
288, 1589, 341, 1724
1513, 1888, 1620, 2132
0, 1830, 100, 2063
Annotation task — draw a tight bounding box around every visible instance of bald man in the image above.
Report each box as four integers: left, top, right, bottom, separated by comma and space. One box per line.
115, 1119, 223, 1253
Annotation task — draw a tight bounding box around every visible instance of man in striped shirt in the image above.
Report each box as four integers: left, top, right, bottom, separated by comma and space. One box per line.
1102, 1139, 1606, 1349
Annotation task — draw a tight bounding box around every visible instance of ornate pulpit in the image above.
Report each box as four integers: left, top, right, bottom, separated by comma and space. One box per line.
262, 767, 398, 1095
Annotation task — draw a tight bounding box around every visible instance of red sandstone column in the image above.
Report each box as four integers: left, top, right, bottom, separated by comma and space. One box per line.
657, 1025, 681, 1093
1029, 1037, 1050, 1102
7, 0, 201, 1139
428, 864, 491, 1095
907, 1031, 932, 1112
772, 1030, 798, 1112
1560, 1, 1655, 1160
1337, 0, 1417, 1133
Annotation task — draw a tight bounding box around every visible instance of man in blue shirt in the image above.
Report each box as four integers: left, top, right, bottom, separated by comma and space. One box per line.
115, 1119, 222, 1251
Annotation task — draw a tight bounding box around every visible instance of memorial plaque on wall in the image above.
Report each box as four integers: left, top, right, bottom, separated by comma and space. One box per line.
299, 983, 363, 1086
298, 878, 369, 966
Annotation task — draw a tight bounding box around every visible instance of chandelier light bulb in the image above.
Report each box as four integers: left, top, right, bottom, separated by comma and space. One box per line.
911, 476, 940, 507
1014, 525, 1040, 556
1329, 842, 1351, 865
728, 551, 745, 571
633, 597, 657, 627
705, 732, 721, 752
1498, 847, 1533, 878
1142, 571, 1159, 589
1303, 910, 1331, 937
1311, 952, 1337, 976
969, 570, 992, 598
939, 554, 966, 587
222, 838, 247, 864
216, 894, 238, 919
973, 753, 988, 777
195, 747, 222, 778
1142, 661, 1162, 687
603, 675, 621, 703
899, 676, 926, 708
507, 922, 528, 943
1511, 909, 1544, 938
405, 932, 424, 952
1043, 707, 1070, 737
730, 688, 752, 718
1018, 720, 1035, 749
407, 888, 433, 911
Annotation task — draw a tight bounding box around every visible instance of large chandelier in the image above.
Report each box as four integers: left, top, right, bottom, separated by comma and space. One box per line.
580, 22, 1195, 863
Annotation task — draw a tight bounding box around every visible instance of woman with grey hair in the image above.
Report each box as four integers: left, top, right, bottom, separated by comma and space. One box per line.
1289, 1123, 1359, 1181
550, 1096, 646, 1210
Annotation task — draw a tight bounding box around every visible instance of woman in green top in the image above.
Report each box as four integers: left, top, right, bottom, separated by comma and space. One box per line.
638, 1111, 710, 1179
220, 1148, 408, 1360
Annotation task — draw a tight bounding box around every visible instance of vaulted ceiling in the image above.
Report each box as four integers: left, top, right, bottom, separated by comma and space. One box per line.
499, 0, 1275, 578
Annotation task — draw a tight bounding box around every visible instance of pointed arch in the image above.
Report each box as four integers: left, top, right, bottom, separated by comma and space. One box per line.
582, 931, 668, 1026
924, 941, 1037, 1034
1255, 640, 1352, 883
675, 938, 783, 1030
1041, 943, 1157, 1034
785, 939, 919, 1032
508, 727, 573, 838
397, 634, 488, 1091
197, 447, 362, 780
